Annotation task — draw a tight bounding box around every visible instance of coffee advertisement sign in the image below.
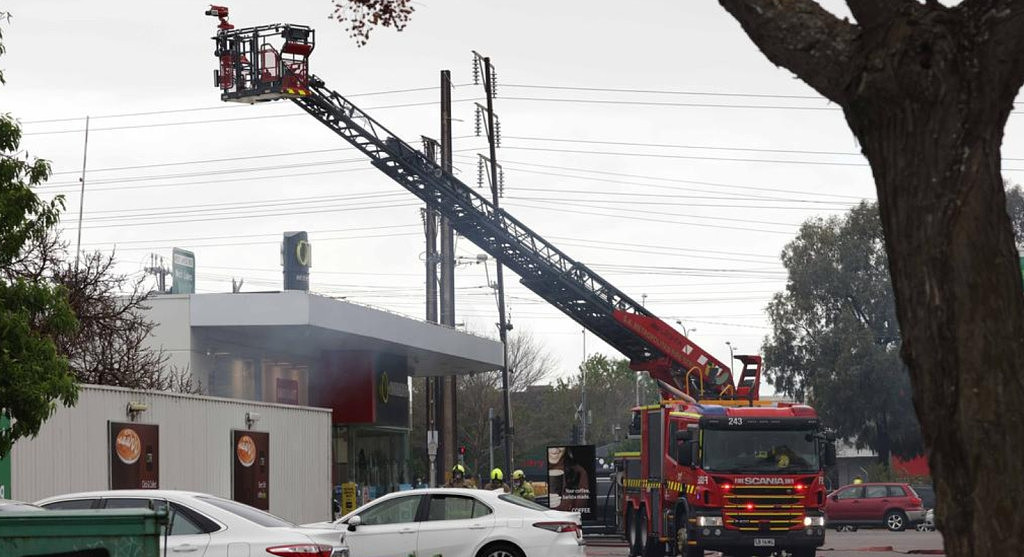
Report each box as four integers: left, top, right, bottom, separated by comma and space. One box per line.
546, 444, 597, 521
109, 422, 159, 489
233, 430, 270, 510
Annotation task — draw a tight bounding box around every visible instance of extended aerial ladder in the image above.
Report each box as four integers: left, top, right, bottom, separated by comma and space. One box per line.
206, 7, 762, 402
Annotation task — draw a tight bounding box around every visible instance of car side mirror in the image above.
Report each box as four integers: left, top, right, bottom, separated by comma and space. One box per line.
347, 515, 361, 532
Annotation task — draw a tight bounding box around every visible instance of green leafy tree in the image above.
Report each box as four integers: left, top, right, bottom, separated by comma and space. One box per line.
0, 13, 79, 458
767, 192, 1024, 466
553, 354, 658, 450
763, 202, 922, 464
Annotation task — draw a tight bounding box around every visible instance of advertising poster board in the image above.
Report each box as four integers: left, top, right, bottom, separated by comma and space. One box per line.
341, 482, 358, 515
109, 422, 159, 489
546, 444, 596, 521
232, 430, 270, 510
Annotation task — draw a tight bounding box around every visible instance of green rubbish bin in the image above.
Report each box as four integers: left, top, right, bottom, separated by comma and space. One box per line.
0, 508, 167, 557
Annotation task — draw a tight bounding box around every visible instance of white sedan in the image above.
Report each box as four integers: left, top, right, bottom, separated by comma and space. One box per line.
35, 489, 347, 557
304, 487, 584, 557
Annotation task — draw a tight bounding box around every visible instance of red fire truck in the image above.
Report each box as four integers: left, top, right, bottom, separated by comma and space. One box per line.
617, 372, 835, 557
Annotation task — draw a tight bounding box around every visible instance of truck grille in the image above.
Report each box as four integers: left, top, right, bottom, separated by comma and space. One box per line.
722, 485, 805, 531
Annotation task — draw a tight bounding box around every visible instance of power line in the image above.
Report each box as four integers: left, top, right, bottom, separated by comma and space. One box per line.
455, 155, 870, 201
503, 135, 863, 158
500, 83, 825, 100
500, 145, 867, 167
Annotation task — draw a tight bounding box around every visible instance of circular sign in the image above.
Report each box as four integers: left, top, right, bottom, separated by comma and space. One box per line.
237, 435, 257, 467
378, 372, 390, 404
295, 240, 311, 267
115, 428, 142, 465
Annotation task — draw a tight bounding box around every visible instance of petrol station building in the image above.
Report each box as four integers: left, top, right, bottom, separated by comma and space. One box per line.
144, 290, 504, 497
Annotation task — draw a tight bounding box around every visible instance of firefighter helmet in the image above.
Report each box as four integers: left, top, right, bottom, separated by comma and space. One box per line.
490, 468, 504, 481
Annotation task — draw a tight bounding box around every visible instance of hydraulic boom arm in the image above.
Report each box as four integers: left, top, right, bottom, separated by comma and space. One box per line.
208, 9, 761, 400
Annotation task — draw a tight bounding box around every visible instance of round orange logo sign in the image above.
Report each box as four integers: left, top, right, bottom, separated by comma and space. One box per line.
237, 435, 257, 467
115, 428, 142, 465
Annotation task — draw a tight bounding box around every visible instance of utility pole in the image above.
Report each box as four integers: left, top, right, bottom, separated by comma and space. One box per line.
438, 70, 458, 481
474, 51, 514, 478
421, 136, 441, 487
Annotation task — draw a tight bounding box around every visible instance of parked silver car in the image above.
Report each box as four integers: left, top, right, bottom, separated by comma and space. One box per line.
36, 489, 347, 557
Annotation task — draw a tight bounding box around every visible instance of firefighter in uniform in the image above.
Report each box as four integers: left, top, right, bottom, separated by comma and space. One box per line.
511, 469, 535, 501
446, 464, 470, 487
484, 468, 510, 492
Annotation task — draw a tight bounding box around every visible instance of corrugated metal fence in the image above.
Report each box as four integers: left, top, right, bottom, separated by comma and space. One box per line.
11, 384, 332, 524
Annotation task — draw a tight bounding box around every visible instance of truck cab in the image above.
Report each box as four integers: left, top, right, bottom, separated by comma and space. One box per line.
621, 401, 836, 557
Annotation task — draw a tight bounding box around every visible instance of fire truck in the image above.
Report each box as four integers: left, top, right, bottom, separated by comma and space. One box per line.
618, 383, 835, 557
205, 10, 835, 555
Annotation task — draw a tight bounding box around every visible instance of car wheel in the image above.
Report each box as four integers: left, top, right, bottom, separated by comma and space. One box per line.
476, 542, 523, 557
885, 510, 908, 532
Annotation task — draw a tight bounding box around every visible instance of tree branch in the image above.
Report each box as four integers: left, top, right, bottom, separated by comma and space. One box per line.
962, 0, 1024, 101
718, 0, 860, 103
846, 0, 915, 27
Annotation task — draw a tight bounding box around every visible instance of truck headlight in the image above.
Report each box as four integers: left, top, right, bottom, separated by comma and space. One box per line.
803, 516, 825, 527
697, 516, 724, 527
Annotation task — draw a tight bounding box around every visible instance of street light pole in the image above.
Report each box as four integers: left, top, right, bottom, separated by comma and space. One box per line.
581, 328, 587, 445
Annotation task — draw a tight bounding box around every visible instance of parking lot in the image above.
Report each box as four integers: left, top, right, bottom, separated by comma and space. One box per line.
583, 529, 946, 556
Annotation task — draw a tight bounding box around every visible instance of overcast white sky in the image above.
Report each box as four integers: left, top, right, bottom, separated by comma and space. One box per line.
5, 1, 1020, 387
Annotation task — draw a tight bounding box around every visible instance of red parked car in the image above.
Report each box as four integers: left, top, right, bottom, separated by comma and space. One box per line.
824, 482, 926, 532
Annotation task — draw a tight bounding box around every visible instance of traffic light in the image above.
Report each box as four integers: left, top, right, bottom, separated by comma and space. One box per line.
458, 445, 466, 456
491, 416, 504, 447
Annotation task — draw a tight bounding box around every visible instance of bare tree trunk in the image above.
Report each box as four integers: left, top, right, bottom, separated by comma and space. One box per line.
719, 2, 1024, 554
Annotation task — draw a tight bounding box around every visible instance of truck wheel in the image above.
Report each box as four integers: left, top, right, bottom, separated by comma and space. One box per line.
676, 516, 702, 557
636, 508, 649, 556
885, 510, 908, 532
643, 535, 665, 557
625, 507, 638, 557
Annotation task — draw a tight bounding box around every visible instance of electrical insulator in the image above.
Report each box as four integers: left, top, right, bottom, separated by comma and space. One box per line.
491, 68, 498, 96
474, 107, 482, 137
499, 168, 505, 197
472, 57, 480, 85
495, 119, 501, 147
477, 157, 484, 189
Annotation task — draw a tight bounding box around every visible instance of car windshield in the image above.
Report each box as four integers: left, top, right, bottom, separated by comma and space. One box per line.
196, 495, 294, 528
702, 429, 820, 473
498, 494, 550, 512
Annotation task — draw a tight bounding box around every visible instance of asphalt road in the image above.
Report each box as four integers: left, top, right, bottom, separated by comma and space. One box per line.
584, 529, 946, 556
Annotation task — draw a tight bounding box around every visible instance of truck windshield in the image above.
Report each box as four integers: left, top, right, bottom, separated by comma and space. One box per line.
702, 429, 820, 473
